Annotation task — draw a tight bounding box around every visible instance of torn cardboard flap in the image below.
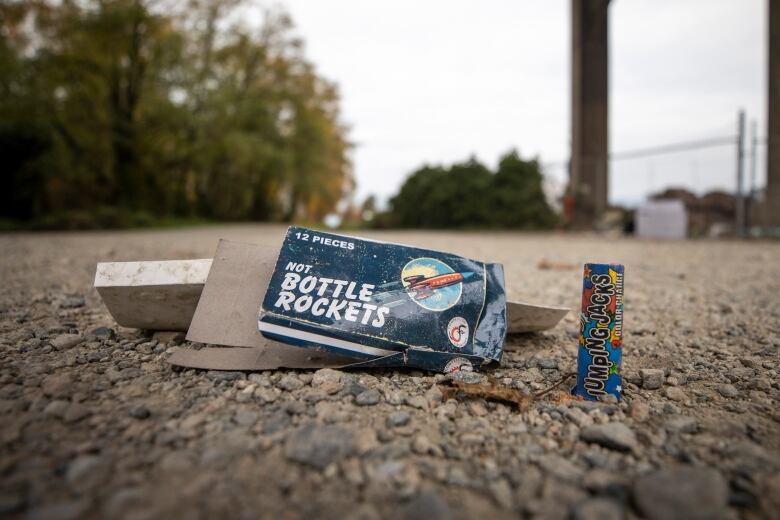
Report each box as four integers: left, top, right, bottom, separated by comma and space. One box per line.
166, 346, 354, 371
184, 239, 276, 349
177, 239, 354, 370
96, 237, 570, 371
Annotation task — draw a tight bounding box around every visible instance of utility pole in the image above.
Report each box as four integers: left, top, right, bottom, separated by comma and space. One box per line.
747, 120, 758, 230
570, 0, 610, 229
735, 110, 746, 237
768, 0, 780, 228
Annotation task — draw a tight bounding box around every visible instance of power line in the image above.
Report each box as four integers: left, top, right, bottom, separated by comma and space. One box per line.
542, 134, 767, 171
610, 136, 736, 161
543, 135, 743, 170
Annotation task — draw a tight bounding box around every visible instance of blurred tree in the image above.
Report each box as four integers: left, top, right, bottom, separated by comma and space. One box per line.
388, 165, 447, 228
0, 0, 351, 228
493, 150, 557, 228
386, 150, 558, 229
388, 158, 493, 228
360, 194, 376, 221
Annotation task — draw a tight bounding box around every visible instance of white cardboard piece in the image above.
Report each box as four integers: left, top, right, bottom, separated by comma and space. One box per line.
94, 259, 212, 331
506, 301, 569, 334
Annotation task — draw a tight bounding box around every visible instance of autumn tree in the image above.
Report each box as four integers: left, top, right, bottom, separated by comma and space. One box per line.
0, 0, 351, 228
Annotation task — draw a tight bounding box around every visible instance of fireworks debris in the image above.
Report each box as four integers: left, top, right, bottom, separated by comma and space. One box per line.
537, 259, 578, 270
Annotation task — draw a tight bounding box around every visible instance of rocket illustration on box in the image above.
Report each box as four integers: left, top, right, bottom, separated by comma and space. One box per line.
403, 271, 476, 300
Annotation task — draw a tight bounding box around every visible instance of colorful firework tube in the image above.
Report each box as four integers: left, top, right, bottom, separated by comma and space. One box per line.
574, 263, 625, 401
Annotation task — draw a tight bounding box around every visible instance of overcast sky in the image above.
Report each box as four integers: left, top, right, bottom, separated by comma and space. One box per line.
280, 0, 768, 207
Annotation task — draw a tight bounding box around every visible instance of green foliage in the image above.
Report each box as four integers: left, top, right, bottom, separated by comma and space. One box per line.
0, 0, 351, 228
385, 151, 558, 229
492, 150, 558, 228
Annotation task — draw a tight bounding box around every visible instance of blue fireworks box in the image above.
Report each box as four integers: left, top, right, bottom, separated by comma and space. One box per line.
258, 227, 506, 372
573, 263, 625, 401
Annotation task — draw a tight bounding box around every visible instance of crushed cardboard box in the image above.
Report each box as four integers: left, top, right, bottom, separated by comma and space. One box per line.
95, 233, 569, 372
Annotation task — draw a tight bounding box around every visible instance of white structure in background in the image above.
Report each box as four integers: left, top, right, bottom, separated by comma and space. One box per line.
636, 199, 688, 239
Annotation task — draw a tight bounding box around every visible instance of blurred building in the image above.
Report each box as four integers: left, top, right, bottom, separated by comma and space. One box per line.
651, 188, 735, 237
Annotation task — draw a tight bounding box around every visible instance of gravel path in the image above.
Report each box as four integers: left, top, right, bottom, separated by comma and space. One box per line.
1, 225, 779, 519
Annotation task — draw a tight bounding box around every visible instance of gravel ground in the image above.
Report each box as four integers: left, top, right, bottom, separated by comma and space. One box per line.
1, 225, 779, 520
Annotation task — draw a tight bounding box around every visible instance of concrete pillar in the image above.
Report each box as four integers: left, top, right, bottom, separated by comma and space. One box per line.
767, 0, 780, 226
570, 0, 610, 229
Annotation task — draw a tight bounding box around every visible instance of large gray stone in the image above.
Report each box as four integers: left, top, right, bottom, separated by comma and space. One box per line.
277, 374, 304, 391
311, 368, 344, 387
400, 491, 451, 520
63, 403, 91, 423
640, 369, 664, 390
284, 423, 354, 469
664, 415, 698, 434
386, 411, 411, 428
65, 455, 103, 483
42, 373, 75, 398
572, 498, 625, 520
633, 466, 730, 520
25, 500, 90, 520
664, 387, 687, 402
50, 334, 83, 351
717, 384, 739, 399
580, 422, 637, 452
355, 388, 381, 406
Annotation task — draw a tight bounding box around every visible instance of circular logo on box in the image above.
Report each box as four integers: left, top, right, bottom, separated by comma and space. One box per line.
401, 257, 468, 312
447, 316, 469, 348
